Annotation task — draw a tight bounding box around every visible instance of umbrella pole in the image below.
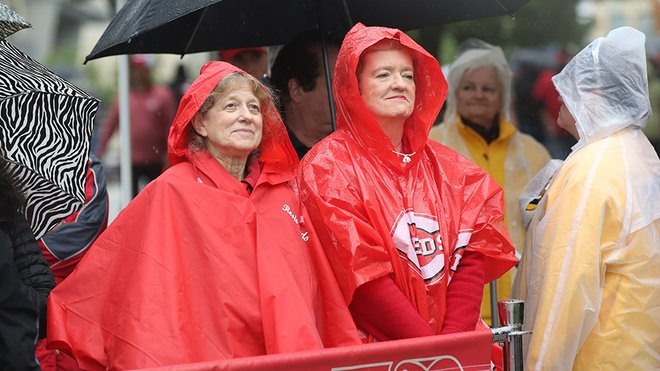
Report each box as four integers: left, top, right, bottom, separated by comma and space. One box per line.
118, 55, 133, 207
116, 0, 133, 207
316, 0, 337, 132
320, 34, 336, 132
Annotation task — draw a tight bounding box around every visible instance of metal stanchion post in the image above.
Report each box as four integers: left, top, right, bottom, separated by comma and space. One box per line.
497, 299, 528, 371
490, 281, 499, 327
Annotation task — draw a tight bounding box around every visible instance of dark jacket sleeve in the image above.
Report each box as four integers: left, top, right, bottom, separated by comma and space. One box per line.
10, 211, 55, 339
38, 155, 109, 282
0, 230, 40, 370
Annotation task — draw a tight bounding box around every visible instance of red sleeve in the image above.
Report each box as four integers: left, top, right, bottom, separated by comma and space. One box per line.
441, 249, 485, 334
531, 71, 552, 101
349, 276, 434, 341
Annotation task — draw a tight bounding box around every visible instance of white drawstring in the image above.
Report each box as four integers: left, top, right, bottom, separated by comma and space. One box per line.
392, 150, 416, 163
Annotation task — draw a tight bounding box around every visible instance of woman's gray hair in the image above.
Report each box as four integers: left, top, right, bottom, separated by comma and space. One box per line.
443, 39, 512, 123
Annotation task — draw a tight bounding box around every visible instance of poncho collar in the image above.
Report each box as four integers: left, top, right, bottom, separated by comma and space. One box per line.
333, 23, 447, 171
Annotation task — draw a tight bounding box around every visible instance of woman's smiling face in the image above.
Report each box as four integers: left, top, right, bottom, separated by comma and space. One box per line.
357, 48, 416, 126
456, 66, 502, 128
193, 79, 263, 160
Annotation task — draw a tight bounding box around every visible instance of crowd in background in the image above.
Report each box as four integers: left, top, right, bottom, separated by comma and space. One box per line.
2, 19, 659, 370
91, 39, 660, 194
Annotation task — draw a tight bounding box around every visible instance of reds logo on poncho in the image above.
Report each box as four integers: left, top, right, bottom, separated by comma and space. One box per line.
391, 210, 448, 284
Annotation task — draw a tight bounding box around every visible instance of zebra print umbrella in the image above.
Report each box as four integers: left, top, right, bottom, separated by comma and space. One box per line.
0, 38, 99, 239
0, 2, 30, 39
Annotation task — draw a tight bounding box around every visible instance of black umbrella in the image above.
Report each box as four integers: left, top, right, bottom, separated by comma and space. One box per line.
0, 2, 30, 39
85, 0, 530, 62
86, 0, 530, 132
0, 39, 100, 239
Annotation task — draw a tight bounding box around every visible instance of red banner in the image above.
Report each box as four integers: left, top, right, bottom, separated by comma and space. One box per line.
138, 330, 493, 371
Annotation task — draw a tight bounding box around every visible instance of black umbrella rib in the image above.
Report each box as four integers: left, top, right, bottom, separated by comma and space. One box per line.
341, 0, 354, 27
181, 7, 210, 57
494, 0, 512, 13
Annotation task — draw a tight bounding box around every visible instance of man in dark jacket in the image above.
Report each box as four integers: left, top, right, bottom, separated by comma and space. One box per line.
2, 211, 54, 338
270, 31, 342, 159
0, 229, 41, 371
1, 157, 55, 370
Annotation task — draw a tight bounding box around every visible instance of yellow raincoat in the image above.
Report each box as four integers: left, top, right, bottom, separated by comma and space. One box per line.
430, 117, 550, 253
430, 42, 550, 324
512, 27, 660, 370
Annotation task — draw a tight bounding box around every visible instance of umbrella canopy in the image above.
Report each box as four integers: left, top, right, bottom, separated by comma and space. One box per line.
0, 39, 99, 239
0, 2, 31, 39
85, 0, 530, 62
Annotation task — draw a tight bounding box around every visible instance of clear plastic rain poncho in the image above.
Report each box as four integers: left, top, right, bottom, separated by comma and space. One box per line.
512, 27, 660, 370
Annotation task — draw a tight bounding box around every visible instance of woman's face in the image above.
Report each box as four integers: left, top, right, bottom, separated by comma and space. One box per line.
557, 95, 578, 138
357, 48, 415, 125
456, 66, 502, 128
193, 80, 263, 159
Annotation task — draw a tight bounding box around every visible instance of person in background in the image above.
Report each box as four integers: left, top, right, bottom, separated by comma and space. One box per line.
512, 27, 660, 369
512, 61, 544, 144
428, 40, 550, 325
96, 54, 178, 197
0, 235, 40, 370
47, 62, 360, 370
169, 63, 191, 108
218, 47, 269, 81
35, 154, 109, 371
300, 23, 517, 343
531, 48, 577, 159
0, 156, 55, 370
270, 31, 342, 159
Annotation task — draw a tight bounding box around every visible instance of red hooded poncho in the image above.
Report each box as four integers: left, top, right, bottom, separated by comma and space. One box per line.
47, 62, 360, 370
300, 24, 518, 337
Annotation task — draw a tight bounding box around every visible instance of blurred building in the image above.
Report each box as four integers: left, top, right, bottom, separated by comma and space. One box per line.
4, 0, 212, 222
579, 0, 659, 52
5, 0, 210, 97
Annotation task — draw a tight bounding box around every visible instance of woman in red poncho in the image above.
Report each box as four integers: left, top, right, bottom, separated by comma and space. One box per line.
300, 24, 518, 342
46, 62, 360, 370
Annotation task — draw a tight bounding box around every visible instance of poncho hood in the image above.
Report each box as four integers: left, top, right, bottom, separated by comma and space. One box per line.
443, 40, 513, 123
333, 23, 448, 171
552, 26, 652, 148
168, 61, 298, 172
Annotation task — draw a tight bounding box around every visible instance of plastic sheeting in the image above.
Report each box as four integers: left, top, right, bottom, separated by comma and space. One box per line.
512, 27, 660, 370
47, 62, 360, 370
300, 23, 518, 337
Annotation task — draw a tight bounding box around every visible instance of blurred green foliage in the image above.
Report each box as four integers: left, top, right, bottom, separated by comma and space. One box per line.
410, 0, 592, 64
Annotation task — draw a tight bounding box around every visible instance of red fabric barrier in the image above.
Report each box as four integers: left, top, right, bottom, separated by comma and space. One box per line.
138, 330, 493, 371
